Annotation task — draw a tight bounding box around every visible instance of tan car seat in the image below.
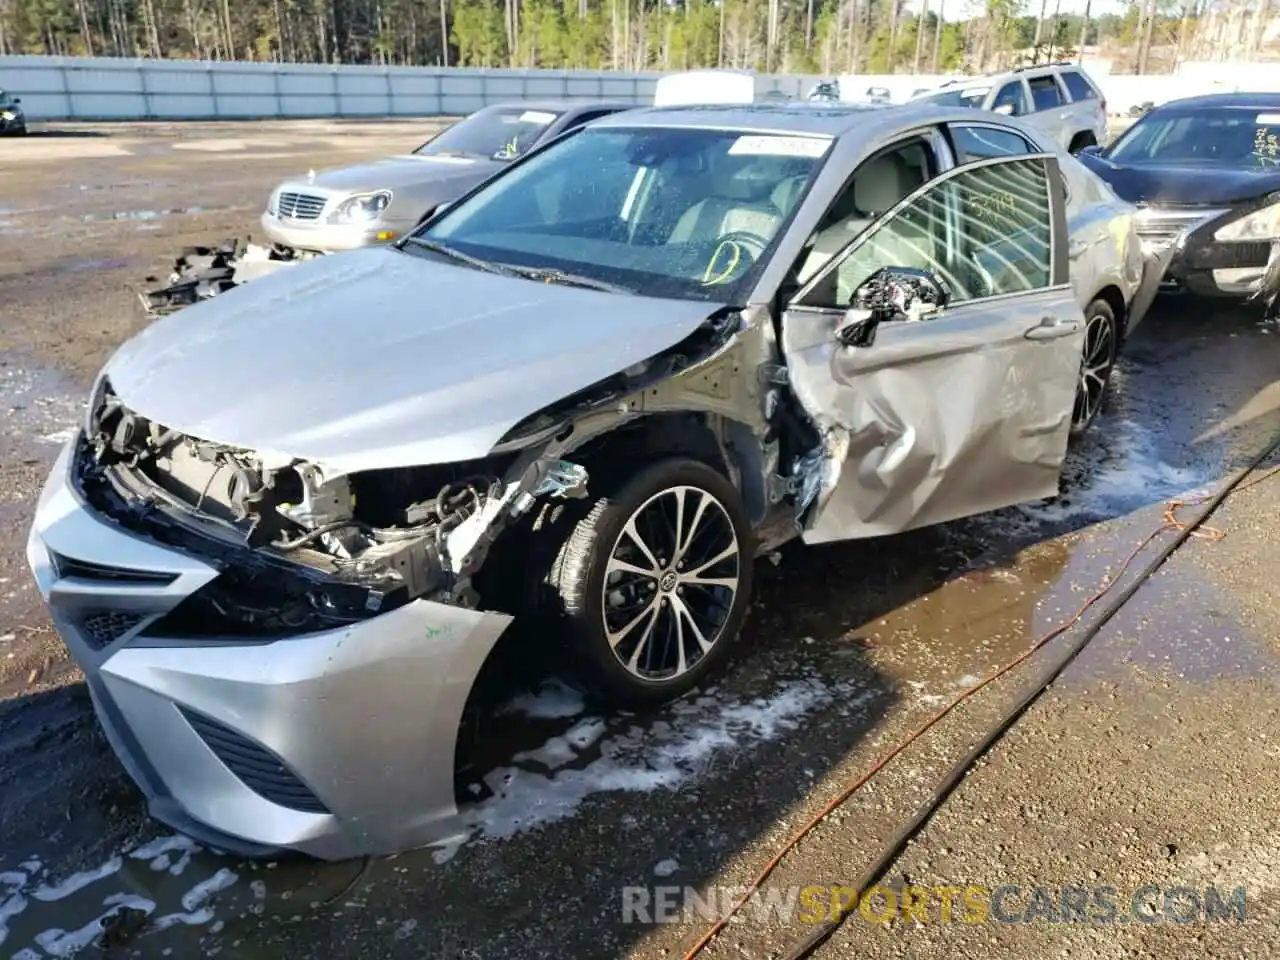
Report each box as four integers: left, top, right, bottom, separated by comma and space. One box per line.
795, 151, 928, 289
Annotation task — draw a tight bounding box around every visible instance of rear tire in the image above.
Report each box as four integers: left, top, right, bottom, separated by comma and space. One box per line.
543, 457, 754, 708
1069, 298, 1118, 440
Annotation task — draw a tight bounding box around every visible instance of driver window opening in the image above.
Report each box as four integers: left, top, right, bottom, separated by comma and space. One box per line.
791, 137, 934, 290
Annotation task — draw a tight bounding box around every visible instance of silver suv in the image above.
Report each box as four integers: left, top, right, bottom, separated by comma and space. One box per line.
911, 63, 1108, 154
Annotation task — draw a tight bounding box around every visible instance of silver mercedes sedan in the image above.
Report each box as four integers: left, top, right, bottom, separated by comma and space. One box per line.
261, 99, 633, 254
28, 101, 1168, 861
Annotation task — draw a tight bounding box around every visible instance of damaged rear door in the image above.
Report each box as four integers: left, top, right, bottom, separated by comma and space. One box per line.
780, 153, 1083, 543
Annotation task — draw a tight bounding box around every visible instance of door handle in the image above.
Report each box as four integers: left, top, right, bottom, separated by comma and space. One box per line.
1025, 315, 1082, 340
1068, 239, 1089, 257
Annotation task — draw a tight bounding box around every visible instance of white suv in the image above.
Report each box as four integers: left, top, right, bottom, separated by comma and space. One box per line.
911, 63, 1109, 154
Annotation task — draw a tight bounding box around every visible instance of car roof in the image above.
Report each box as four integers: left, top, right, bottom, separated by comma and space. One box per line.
1150, 91, 1280, 111
588, 100, 1018, 140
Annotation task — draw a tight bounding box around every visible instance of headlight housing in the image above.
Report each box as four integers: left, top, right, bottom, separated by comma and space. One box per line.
1214, 197, 1280, 241
266, 187, 279, 216
327, 190, 392, 225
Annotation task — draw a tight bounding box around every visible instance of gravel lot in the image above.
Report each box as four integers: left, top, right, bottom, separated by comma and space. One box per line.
1, 119, 1278, 960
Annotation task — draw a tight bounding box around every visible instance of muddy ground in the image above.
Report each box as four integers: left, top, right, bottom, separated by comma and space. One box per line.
1, 120, 1279, 960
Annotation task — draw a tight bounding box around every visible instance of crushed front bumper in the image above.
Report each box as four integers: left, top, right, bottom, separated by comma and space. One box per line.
27, 436, 512, 861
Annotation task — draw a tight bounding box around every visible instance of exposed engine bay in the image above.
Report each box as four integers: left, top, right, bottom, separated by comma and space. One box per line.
78, 381, 590, 637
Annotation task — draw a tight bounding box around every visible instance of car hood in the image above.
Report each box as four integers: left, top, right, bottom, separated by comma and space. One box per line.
105, 246, 727, 476
292, 154, 503, 194
1079, 154, 1280, 206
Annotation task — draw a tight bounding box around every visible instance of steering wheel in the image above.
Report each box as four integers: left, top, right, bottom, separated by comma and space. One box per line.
700, 230, 771, 286
718, 229, 770, 259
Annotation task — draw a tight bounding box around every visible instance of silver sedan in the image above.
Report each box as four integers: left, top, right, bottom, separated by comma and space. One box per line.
29, 100, 1168, 861
260, 99, 634, 254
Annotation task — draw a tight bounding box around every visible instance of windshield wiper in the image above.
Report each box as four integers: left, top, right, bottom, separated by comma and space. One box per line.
501, 266, 633, 295
401, 237, 518, 277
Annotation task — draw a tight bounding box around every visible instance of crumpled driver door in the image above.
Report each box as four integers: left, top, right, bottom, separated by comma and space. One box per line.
780, 153, 1085, 544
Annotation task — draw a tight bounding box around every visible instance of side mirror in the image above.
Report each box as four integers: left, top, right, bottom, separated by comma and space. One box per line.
993, 103, 1015, 115
1078, 143, 1103, 157
836, 266, 951, 348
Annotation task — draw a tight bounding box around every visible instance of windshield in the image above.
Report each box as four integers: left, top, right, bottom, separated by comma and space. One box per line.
409, 126, 830, 302
916, 85, 990, 109
1105, 106, 1280, 169
414, 107, 562, 161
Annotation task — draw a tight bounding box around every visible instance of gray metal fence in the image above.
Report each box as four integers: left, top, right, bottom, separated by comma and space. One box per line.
0, 56, 824, 121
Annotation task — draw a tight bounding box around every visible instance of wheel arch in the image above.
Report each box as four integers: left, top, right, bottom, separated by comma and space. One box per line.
558, 411, 772, 528
1091, 283, 1129, 339
1068, 129, 1098, 153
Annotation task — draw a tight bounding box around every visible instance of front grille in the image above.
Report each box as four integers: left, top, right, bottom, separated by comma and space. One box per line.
276, 191, 328, 221
180, 708, 330, 814
1224, 240, 1273, 267
51, 551, 178, 585
79, 611, 146, 650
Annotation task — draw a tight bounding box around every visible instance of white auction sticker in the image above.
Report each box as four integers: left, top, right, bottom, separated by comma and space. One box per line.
1257, 113, 1280, 125
518, 110, 557, 124
728, 135, 831, 158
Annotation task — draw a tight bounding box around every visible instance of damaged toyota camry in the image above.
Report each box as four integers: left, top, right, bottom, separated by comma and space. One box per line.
28, 102, 1165, 861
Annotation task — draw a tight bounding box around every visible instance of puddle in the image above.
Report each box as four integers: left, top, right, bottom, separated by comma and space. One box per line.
1068, 559, 1280, 686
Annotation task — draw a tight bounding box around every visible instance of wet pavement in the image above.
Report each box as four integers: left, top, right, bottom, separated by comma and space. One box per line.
2, 121, 1280, 959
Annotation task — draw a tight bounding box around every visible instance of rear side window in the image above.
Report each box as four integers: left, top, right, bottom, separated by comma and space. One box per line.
1027, 76, 1064, 111
950, 124, 1037, 163
992, 81, 1030, 116
1060, 71, 1097, 102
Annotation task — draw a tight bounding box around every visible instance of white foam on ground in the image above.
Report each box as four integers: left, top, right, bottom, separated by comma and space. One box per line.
495, 678, 586, 719
30, 858, 122, 903
998, 417, 1206, 531
128, 835, 196, 862
434, 676, 874, 863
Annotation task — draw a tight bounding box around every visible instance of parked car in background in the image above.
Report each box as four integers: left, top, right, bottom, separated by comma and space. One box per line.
866, 86, 892, 104
1077, 92, 1280, 310
30, 99, 1166, 861
0, 90, 26, 135
261, 99, 634, 255
910, 63, 1108, 154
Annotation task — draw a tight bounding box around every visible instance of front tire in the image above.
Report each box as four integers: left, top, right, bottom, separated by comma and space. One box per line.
1070, 298, 1119, 439
545, 457, 754, 708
